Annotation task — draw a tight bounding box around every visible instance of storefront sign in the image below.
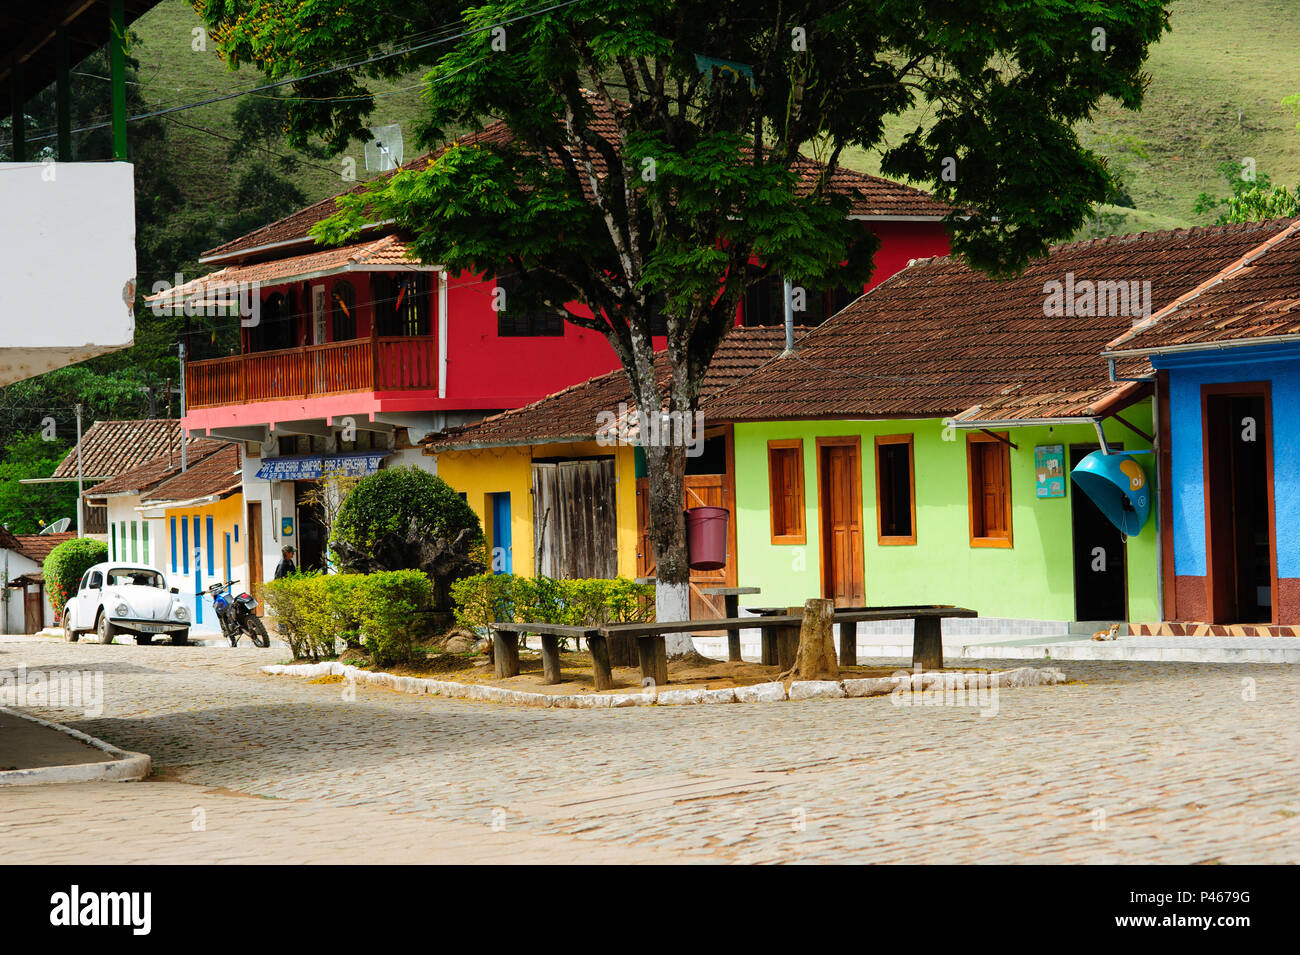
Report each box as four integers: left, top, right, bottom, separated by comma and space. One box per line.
1035, 444, 1066, 498
255, 451, 389, 482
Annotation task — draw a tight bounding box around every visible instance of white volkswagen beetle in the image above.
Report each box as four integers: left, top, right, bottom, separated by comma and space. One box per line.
63, 562, 191, 646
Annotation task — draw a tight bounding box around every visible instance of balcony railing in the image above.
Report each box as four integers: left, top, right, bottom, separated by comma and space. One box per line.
186, 336, 437, 409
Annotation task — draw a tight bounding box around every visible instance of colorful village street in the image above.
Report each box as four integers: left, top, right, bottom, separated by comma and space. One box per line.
3, 633, 1299, 865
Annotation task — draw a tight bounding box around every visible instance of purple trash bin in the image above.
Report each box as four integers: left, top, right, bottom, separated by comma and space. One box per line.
685, 506, 729, 570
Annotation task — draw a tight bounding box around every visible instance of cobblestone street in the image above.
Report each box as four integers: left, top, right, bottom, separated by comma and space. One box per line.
2, 634, 1298, 864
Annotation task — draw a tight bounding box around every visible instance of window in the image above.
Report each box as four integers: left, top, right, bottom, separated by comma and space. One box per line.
254, 291, 295, 351
373, 272, 430, 336
332, 281, 357, 340
279, 435, 327, 456
767, 439, 805, 544
967, 433, 1012, 547
494, 272, 565, 336
742, 266, 858, 328
875, 435, 916, 544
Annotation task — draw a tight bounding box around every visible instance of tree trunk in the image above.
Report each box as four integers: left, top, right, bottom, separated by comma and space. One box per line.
785, 598, 839, 681
644, 441, 694, 655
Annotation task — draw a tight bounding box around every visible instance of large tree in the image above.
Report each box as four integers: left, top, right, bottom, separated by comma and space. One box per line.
199, 0, 1170, 647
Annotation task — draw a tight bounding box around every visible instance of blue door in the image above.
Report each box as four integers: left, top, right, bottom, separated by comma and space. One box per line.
490, 493, 512, 574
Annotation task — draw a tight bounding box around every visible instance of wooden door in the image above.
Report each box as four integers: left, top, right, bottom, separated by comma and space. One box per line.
24, 584, 42, 634
532, 459, 618, 578
247, 502, 264, 605
818, 438, 865, 607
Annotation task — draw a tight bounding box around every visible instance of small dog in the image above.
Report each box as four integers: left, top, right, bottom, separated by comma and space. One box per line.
1091, 623, 1122, 641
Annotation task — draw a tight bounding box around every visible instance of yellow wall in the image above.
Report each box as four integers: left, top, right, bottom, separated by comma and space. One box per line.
431, 442, 638, 578
163, 494, 246, 586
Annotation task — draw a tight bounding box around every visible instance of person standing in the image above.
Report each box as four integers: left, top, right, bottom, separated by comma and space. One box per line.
274, 544, 297, 580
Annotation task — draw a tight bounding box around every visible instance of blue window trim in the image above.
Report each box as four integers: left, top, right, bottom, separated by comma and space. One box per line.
206, 516, 215, 576
170, 518, 177, 573
181, 519, 189, 574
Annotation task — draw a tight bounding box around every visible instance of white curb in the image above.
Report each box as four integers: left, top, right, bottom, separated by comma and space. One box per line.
261, 662, 1067, 708
0, 706, 151, 786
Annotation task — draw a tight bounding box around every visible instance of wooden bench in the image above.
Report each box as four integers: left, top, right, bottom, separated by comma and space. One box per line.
701, 586, 760, 661
491, 605, 976, 690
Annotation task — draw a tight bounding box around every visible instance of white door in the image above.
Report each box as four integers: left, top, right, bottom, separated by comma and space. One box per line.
78, 570, 103, 626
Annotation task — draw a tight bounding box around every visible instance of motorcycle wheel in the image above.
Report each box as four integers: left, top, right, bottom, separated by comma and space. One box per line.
244, 615, 271, 648
226, 621, 239, 648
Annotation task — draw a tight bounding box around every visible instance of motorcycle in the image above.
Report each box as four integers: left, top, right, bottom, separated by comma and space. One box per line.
207, 580, 271, 648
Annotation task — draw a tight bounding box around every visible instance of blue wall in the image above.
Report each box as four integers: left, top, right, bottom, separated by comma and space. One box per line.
1155, 344, 1300, 579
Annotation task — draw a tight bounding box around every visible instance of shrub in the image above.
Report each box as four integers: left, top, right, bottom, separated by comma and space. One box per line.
43, 537, 108, 621
265, 573, 367, 661
357, 570, 434, 667
329, 467, 484, 610
450, 573, 655, 635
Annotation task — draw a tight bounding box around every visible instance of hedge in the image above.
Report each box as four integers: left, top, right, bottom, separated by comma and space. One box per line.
265, 570, 432, 666
43, 537, 108, 620
450, 574, 655, 635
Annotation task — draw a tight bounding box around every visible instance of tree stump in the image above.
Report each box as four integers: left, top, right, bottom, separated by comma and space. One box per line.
785, 598, 839, 681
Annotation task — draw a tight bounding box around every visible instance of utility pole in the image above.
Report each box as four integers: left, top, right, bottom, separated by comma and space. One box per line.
75, 403, 84, 538
178, 342, 188, 472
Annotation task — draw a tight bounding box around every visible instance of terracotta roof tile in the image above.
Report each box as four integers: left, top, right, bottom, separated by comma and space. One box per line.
143, 444, 242, 504
6, 532, 76, 563
424, 326, 797, 451
706, 218, 1297, 424
87, 438, 228, 497
50, 420, 210, 482
202, 103, 950, 265
1106, 219, 1300, 354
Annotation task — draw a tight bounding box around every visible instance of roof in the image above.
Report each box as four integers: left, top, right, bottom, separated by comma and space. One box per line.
144, 444, 242, 504
3, 532, 76, 563
147, 234, 424, 307
705, 218, 1297, 424
87, 438, 228, 497
50, 420, 206, 482
1105, 219, 1300, 356
424, 326, 799, 451
202, 109, 951, 266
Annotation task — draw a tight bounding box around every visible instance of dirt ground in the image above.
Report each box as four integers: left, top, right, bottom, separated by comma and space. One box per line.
380, 648, 923, 695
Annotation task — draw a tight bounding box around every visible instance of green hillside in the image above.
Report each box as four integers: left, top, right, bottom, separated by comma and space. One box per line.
836, 0, 1300, 237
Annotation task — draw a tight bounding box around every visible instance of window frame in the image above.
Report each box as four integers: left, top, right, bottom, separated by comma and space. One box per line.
966, 431, 1014, 548
767, 438, 806, 545
874, 433, 917, 545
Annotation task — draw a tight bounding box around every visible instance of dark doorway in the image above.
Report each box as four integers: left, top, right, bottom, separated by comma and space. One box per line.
1071, 445, 1128, 622
294, 483, 328, 573
1204, 388, 1274, 623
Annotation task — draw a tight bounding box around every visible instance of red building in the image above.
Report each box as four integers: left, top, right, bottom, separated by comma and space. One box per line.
151, 121, 950, 581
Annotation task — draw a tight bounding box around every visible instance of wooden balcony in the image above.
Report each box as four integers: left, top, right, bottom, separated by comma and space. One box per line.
186, 336, 438, 409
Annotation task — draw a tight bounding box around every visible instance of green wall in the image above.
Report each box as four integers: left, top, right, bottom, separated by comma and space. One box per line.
733, 407, 1159, 622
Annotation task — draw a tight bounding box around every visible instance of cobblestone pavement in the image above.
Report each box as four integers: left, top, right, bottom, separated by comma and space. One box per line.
2, 635, 1298, 864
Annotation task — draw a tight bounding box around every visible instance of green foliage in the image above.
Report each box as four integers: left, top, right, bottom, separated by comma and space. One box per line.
329, 467, 484, 609
42, 538, 108, 620
357, 570, 435, 667
0, 433, 77, 534
450, 573, 655, 634
264, 572, 367, 660
1193, 158, 1300, 223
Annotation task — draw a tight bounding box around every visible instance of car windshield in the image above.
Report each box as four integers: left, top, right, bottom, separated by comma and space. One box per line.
107, 570, 164, 588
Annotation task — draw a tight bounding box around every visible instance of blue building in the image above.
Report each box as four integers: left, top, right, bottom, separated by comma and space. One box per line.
1105, 218, 1300, 630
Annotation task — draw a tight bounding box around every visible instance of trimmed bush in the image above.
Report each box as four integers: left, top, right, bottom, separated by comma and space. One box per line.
265, 573, 367, 661
43, 537, 108, 621
451, 573, 655, 634
357, 570, 434, 667
329, 466, 484, 610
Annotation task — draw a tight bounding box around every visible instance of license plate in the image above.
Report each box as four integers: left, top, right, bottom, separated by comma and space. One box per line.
137, 624, 168, 633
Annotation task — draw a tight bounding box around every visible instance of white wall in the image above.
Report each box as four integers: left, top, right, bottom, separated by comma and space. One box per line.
0, 162, 136, 385
0, 549, 44, 634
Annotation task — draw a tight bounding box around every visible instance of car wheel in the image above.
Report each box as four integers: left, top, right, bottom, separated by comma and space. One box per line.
97, 614, 115, 645
63, 611, 79, 642
170, 629, 190, 646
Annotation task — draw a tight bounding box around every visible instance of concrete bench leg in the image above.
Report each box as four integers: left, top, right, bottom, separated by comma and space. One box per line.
838, 621, 857, 667
587, 634, 613, 691
637, 634, 668, 688
494, 629, 520, 679
540, 634, 562, 684
776, 624, 799, 671
913, 616, 943, 671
